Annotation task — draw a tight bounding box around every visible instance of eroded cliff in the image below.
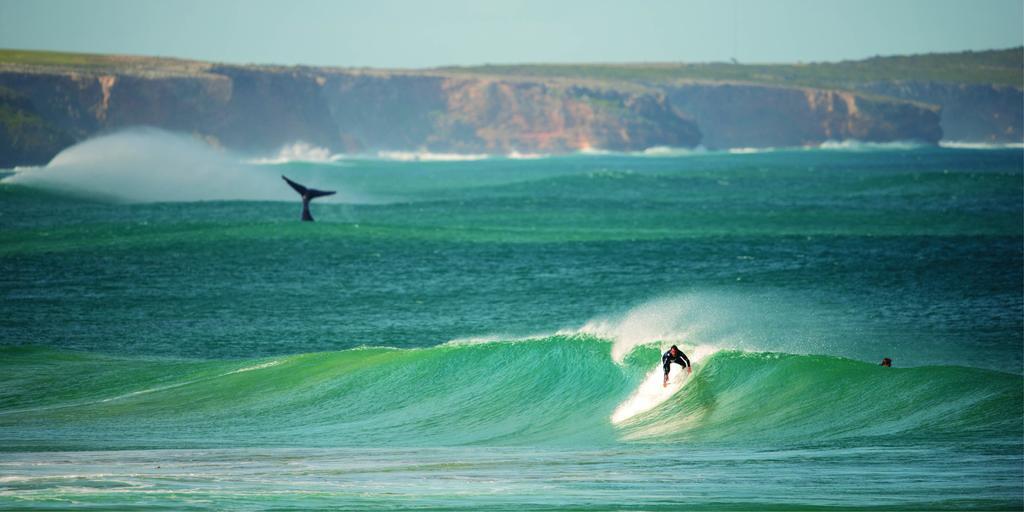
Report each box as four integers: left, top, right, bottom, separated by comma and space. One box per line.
2, 48, 999, 167
855, 81, 1021, 142
664, 82, 942, 149
0, 64, 708, 164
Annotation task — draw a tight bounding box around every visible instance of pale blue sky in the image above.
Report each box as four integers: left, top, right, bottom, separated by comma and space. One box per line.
1, 0, 1021, 68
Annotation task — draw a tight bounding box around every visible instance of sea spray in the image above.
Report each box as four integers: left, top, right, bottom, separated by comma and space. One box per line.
567, 292, 835, 365
3, 129, 371, 203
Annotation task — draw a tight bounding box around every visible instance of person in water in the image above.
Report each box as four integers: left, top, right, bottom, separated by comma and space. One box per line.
662, 345, 692, 387
880, 357, 892, 367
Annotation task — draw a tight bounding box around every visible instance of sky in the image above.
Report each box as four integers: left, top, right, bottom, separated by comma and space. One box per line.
0, 0, 1021, 68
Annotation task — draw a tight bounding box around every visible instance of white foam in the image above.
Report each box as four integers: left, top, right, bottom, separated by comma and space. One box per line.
727, 147, 769, 154
610, 343, 718, 424
99, 380, 199, 403
571, 295, 711, 364
224, 360, 281, 375
443, 332, 553, 346
576, 146, 612, 156
939, 141, 1024, 150
248, 142, 346, 165
3, 128, 289, 202
506, 150, 546, 160
638, 145, 706, 157
444, 293, 751, 359
377, 150, 490, 162
100, 360, 281, 403
816, 139, 925, 151
2, 128, 375, 204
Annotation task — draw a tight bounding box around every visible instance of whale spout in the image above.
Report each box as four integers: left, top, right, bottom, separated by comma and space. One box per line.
282, 175, 335, 221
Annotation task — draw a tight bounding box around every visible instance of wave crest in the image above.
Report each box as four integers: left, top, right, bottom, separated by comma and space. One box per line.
249, 142, 346, 165
377, 150, 490, 162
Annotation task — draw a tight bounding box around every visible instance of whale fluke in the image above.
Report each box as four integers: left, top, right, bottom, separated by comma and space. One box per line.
282, 175, 335, 221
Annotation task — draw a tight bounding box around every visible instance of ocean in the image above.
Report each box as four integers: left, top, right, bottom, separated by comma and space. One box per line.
1, 131, 1021, 510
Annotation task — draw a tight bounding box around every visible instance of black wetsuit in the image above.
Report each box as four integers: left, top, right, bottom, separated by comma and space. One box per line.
662, 349, 691, 376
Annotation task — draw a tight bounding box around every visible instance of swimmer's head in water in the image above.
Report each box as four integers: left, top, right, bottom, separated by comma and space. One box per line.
880, 358, 892, 367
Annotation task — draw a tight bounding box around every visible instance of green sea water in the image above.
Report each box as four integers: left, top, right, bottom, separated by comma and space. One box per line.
1, 132, 1021, 510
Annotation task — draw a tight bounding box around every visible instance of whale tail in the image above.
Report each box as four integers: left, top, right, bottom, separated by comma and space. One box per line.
282, 175, 336, 221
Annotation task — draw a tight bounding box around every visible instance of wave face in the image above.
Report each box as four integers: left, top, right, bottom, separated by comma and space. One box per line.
2, 340, 1019, 451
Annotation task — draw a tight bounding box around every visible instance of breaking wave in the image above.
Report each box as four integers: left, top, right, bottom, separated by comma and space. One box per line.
816, 140, 930, 151
377, 150, 490, 162
939, 141, 1024, 150
248, 142, 347, 165
2, 339, 1018, 451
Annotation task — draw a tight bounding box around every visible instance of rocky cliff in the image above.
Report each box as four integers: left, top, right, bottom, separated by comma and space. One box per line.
0, 64, 709, 165
662, 82, 942, 149
444, 47, 1023, 147
4, 48, 1016, 167
853, 81, 1021, 143
317, 74, 702, 153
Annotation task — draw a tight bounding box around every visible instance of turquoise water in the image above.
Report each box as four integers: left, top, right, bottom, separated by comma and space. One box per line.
1, 134, 1022, 510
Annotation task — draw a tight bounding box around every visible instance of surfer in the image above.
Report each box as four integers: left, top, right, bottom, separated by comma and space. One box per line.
662, 345, 692, 387
880, 357, 892, 367
282, 175, 336, 221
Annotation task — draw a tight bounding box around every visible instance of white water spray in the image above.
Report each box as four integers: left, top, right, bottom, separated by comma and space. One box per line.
3, 129, 370, 203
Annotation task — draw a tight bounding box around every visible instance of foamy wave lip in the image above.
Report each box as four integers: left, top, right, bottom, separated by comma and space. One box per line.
249, 142, 347, 165
572, 295, 710, 364
377, 150, 490, 162
224, 360, 281, 375
637, 145, 706, 157
816, 139, 927, 151
445, 294, 733, 359
939, 141, 1024, 150
443, 332, 555, 346
576, 146, 613, 156
506, 150, 546, 160
728, 147, 772, 154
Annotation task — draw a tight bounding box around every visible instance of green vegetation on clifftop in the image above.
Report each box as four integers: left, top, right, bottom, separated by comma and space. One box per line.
2, 47, 1021, 87
439, 47, 1024, 88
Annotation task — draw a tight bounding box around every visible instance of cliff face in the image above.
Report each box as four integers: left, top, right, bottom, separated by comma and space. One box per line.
310, 71, 705, 153
854, 81, 1022, 142
319, 73, 449, 152
0, 59, 964, 167
663, 83, 942, 149
0, 86, 73, 168
317, 75, 700, 153
0, 67, 705, 164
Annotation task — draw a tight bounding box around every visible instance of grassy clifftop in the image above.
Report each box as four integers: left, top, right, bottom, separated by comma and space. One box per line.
438, 47, 1024, 88
1, 47, 1021, 87
0, 49, 214, 77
